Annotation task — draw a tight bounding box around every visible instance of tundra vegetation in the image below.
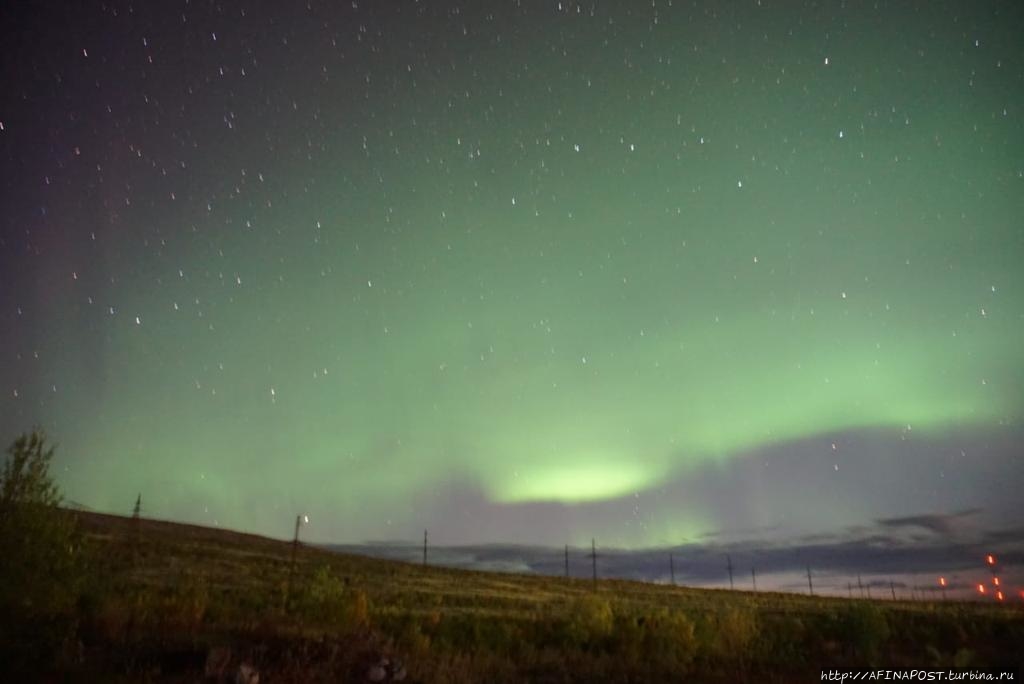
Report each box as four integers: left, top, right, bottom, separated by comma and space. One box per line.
1, 431, 1021, 681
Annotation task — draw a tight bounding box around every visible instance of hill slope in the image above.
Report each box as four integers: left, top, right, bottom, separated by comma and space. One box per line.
5, 510, 1021, 682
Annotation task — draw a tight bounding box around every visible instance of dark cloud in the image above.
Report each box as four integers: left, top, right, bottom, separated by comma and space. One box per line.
978, 525, 1024, 547
875, 509, 983, 536
317, 425, 1024, 597
325, 518, 1024, 597
386, 425, 1024, 554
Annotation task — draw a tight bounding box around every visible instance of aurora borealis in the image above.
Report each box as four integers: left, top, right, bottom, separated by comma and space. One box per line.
2, 0, 1022, 585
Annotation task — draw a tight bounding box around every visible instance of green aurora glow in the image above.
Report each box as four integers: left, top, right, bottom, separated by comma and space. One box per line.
1, 0, 1021, 545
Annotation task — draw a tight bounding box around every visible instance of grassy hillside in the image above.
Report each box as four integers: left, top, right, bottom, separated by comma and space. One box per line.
4, 510, 1022, 682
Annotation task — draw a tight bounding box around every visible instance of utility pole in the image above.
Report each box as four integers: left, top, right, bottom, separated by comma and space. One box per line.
670, 553, 676, 586
284, 514, 302, 611
564, 544, 569, 579
423, 529, 428, 566
806, 566, 814, 596
857, 573, 865, 599
726, 554, 734, 590
590, 538, 597, 587
129, 493, 142, 564
890, 581, 897, 601
291, 515, 301, 563
751, 567, 757, 592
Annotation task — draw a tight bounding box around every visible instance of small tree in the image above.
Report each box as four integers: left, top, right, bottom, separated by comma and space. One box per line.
0, 430, 83, 618
0, 430, 62, 514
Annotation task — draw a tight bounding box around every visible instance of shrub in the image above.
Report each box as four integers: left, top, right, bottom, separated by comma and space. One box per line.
657, 609, 699, 670
0, 430, 88, 671
716, 606, 757, 655
630, 609, 698, 667
696, 605, 758, 668
163, 572, 210, 633
564, 595, 614, 648
761, 614, 809, 665
400, 618, 432, 658
293, 564, 370, 633
0, 430, 84, 611
841, 604, 891, 663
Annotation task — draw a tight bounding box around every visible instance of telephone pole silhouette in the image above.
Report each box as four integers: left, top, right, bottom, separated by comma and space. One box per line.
726, 554, 734, 590
806, 566, 814, 595
291, 515, 301, 559
590, 538, 598, 587
423, 529, 428, 566
284, 514, 303, 611
132, 494, 141, 519
751, 567, 757, 592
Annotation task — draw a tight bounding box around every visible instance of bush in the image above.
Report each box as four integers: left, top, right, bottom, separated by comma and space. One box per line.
717, 606, 757, 655
761, 614, 809, 665
657, 610, 699, 670
696, 604, 758, 668
293, 564, 370, 633
620, 608, 698, 670
0, 430, 87, 671
564, 595, 614, 648
841, 604, 890, 663
162, 572, 210, 633
399, 618, 432, 658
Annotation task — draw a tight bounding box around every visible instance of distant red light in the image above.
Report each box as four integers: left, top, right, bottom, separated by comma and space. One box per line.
938, 577, 947, 587
993, 577, 1000, 587
996, 591, 1004, 601
987, 554, 996, 566
978, 584, 986, 594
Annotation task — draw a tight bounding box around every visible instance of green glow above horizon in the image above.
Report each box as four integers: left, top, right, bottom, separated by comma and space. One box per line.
2, 0, 1022, 546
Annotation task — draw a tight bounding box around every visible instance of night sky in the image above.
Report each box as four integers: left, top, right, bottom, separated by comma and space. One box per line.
2, 1, 1023, 592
